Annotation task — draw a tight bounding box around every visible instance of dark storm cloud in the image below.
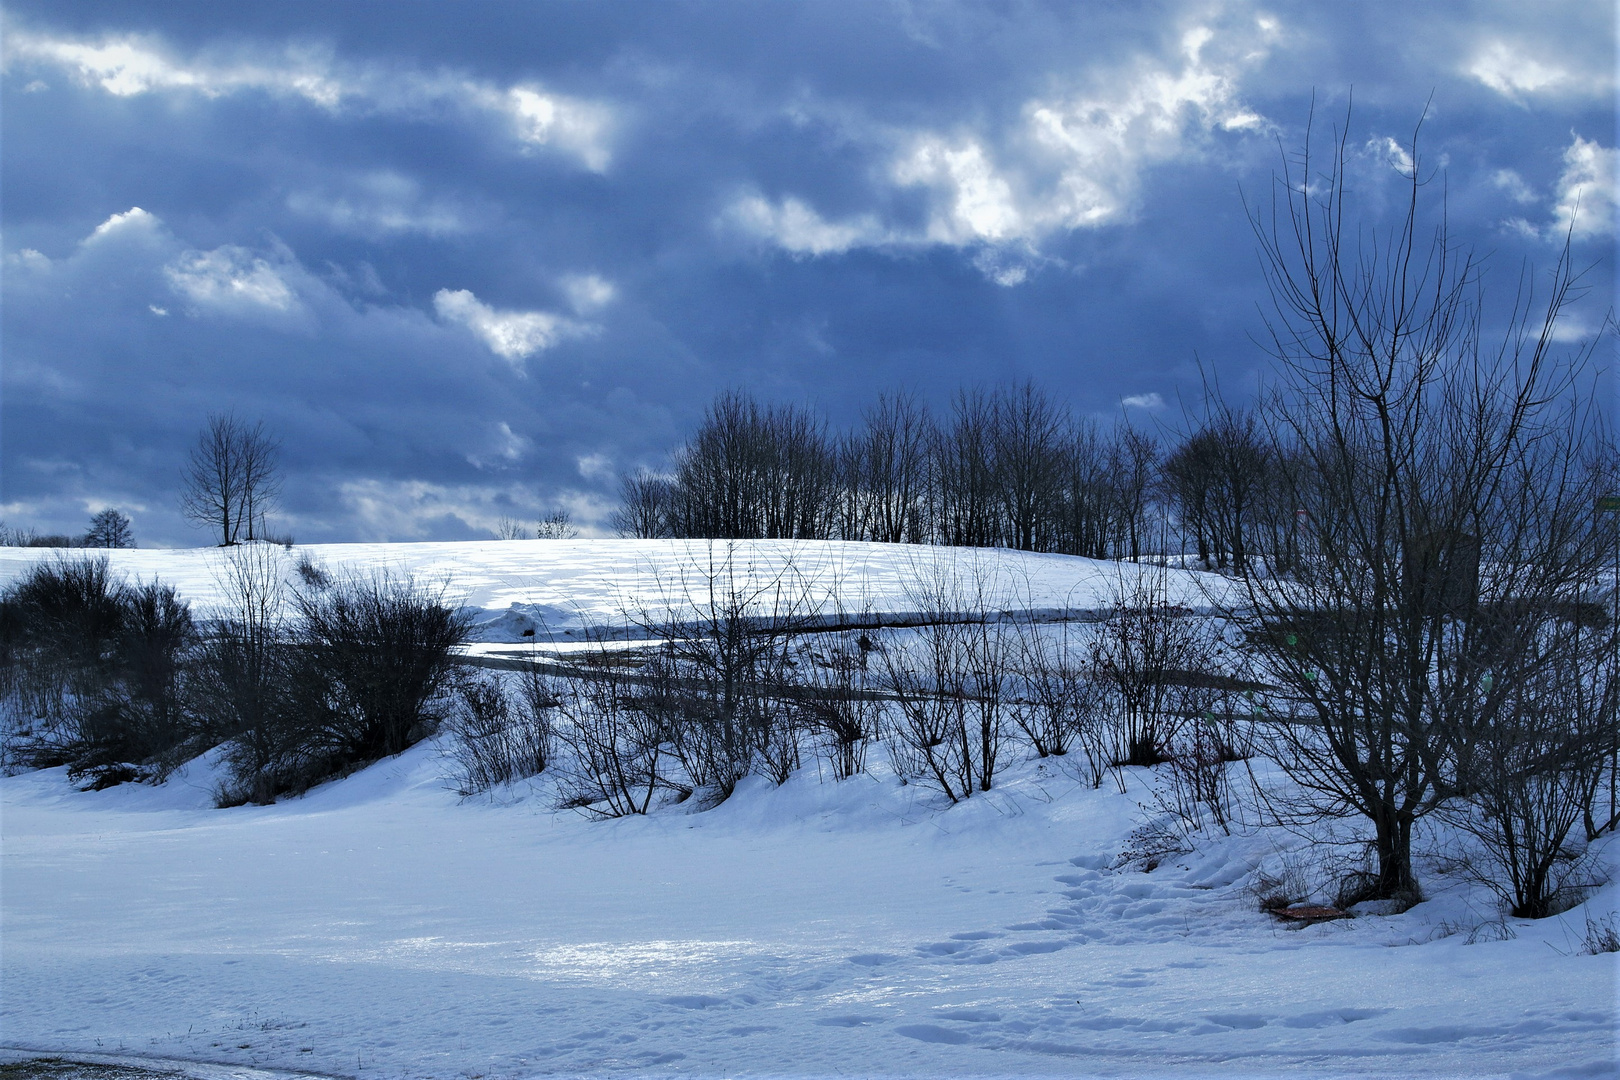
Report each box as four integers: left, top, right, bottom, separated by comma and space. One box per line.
2, 0, 1613, 544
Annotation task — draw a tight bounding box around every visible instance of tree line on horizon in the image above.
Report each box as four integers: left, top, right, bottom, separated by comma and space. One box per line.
613, 381, 1272, 571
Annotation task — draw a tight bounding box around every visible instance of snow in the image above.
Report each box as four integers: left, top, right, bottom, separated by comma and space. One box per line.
0, 539, 1233, 642
1, 541, 1616, 1078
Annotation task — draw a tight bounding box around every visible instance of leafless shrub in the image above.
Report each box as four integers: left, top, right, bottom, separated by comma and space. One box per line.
880, 555, 1010, 801
0, 556, 196, 781
1441, 623, 1616, 919
795, 632, 883, 780
294, 551, 331, 591
209, 559, 469, 802
1090, 571, 1223, 774
494, 516, 529, 541
445, 669, 556, 795
1157, 706, 1244, 836
1581, 912, 1620, 954
536, 510, 579, 540
626, 541, 820, 800
553, 652, 667, 817
1003, 610, 1119, 789
197, 545, 298, 803
292, 571, 470, 759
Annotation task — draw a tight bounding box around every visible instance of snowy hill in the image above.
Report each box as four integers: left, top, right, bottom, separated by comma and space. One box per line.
0, 538, 1233, 641
0, 541, 1614, 1078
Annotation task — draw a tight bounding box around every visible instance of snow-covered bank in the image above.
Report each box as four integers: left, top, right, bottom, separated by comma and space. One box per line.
0, 540, 1234, 643
2, 743, 1614, 1079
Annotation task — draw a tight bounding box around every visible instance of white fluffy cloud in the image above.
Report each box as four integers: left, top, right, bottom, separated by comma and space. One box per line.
88, 206, 164, 242
433, 288, 592, 367
724, 194, 887, 255
502, 86, 614, 171
165, 245, 299, 314
4, 28, 615, 170
1466, 39, 1596, 101
1017, 23, 1267, 230
1550, 136, 1617, 242
727, 17, 1272, 280
1503, 136, 1618, 244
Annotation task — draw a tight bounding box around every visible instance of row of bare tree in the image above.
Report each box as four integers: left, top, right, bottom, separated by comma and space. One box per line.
614, 385, 1195, 560
617, 379, 1315, 572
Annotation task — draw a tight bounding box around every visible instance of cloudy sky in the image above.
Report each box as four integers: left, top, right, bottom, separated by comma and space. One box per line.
2, 1, 1613, 545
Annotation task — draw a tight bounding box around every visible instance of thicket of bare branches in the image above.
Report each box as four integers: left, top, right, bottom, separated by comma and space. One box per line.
445, 668, 557, 796
877, 556, 1014, 801
0, 555, 195, 782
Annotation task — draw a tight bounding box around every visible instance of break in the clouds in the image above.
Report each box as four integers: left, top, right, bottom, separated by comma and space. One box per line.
1, 0, 1612, 545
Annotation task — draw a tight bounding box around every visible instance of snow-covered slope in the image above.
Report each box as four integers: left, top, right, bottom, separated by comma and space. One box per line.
1, 541, 1613, 1078
2, 747, 1614, 1078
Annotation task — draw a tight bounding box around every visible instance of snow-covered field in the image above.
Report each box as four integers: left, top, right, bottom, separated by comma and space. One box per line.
1, 541, 1616, 1078
0, 539, 1229, 641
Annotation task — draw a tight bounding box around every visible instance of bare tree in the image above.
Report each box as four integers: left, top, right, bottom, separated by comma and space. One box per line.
494, 516, 529, 541
1106, 423, 1158, 562
860, 390, 935, 544
992, 382, 1066, 551
179, 413, 282, 545
932, 389, 999, 548
1054, 418, 1116, 559
1235, 103, 1605, 904
665, 391, 838, 540
1162, 430, 1218, 567
536, 509, 579, 539
1164, 408, 1269, 573
612, 469, 673, 538
84, 509, 134, 549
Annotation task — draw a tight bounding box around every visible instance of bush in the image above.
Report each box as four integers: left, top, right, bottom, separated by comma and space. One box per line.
1582, 912, 1620, 954
0, 557, 198, 780
70, 582, 196, 779
445, 668, 556, 795
208, 567, 471, 802
626, 542, 816, 801
553, 654, 668, 817
293, 571, 470, 760
794, 632, 882, 780
878, 556, 1011, 802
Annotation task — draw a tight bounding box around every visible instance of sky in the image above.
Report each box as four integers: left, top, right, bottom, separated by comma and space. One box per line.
1, 0, 1614, 546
